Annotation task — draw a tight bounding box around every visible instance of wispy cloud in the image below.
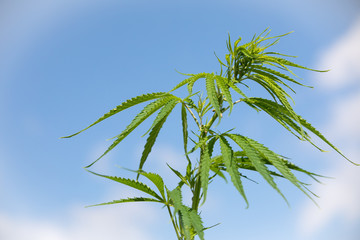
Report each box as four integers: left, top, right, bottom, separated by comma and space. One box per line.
0, 199, 157, 240
297, 151, 360, 236
315, 16, 360, 90
297, 16, 360, 238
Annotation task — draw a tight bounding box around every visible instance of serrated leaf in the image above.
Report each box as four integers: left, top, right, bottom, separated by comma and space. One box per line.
86, 197, 162, 208
206, 74, 221, 120
226, 134, 287, 204
181, 103, 191, 163
86, 170, 163, 200
243, 97, 305, 139
187, 136, 209, 155
260, 31, 292, 43
227, 80, 247, 98
249, 74, 305, 138
167, 163, 189, 187
209, 164, 228, 182
265, 157, 325, 183
170, 73, 207, 93
243, 98, 356, 165
169, 188, 192, 240
255, 78, 281, 103
85, 96, 174, 168
269, 56, 328, 72
200, 143, 211, 203
214, 52, 227, 67
244, 136, 312, 201
297, 115, 358, 165
253, 65, 312, 88
219, 136, 248, 206
215, 75, 233, 113
62, 92, 168, 138
251, 68, 297, 94
207, 136, 218, 158
143, 99, 180, 136
137, 171, 166, 198
188, 210, 205, 240
263, 52, 297, 58
138, 99, 179, 173
185, 73, 210, 95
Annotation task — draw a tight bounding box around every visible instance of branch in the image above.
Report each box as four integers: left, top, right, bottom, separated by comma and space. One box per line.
184, 104, 201, 128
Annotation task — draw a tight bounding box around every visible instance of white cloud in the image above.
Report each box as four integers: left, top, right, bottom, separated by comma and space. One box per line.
0, 200, 158, 240
297, 151, 360, 236
315, 16, 360, 90
297, 16, 360, 238
325, 91, 360, 143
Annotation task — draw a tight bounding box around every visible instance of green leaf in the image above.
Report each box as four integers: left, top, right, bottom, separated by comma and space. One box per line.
251, 68, 297, 94
214, 52, 227, 67
62, 92, 168, 138
85, 96, 174, 168
268, 56, 328, 72
181, 103, 191, 163
207, 136, 218, 158
86, 197, 162, 207
169, 188, 192, 240
138, 99, 179, 173
265, 157, 325, 183
243, 97, 356, 165
244, 136, 312, 201
200, 143, 211, 203
210, 165, 228, 182
248, 77, 278, 102
188, 210, 205, 240
249, 74, 305, 138
243, 97, 306, 139
253, 65, 313, 88
143, 99, 180, 136
86, 170, 163, 201
206, 74, 221, 120
219, 136, 248, 206
260, 31, 293, 43
167, 163, 189, 187
226, 134, 287, 204
169, 73, 207, 93
227, 80, 247, 98
136, 171, 166, 198
215, 75, 233, 113
168, 188, 205, 240
297, 115, 358, 165
187, 136, 209, 155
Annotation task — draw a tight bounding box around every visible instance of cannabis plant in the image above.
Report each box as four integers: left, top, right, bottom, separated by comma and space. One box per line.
63, 30, 356, 240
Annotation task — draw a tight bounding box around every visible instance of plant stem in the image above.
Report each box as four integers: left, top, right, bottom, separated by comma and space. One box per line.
191, 158, 202, 211
166, 205, 181, 239
206, 99, 243, 129
191, 126, 208, 212
185, 104, 201, 128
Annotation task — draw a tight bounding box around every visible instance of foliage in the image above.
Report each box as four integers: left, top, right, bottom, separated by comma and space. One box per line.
63, 29, 355, 239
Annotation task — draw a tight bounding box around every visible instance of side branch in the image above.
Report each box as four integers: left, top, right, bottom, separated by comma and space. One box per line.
207, 99, 244, 128
184, 104, 201, 128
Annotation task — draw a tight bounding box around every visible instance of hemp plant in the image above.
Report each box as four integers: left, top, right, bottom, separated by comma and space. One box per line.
63, 29, 357, 240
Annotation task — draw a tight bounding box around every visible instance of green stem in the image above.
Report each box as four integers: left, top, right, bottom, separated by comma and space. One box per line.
191, 130, 207, 212
191, 163, 202, 211
185, 104, 201, 128
206, 99, 243, 130
167, 205, 182, 240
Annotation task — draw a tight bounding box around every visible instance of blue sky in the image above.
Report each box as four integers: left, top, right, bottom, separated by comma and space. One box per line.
1, 1, 359, 239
